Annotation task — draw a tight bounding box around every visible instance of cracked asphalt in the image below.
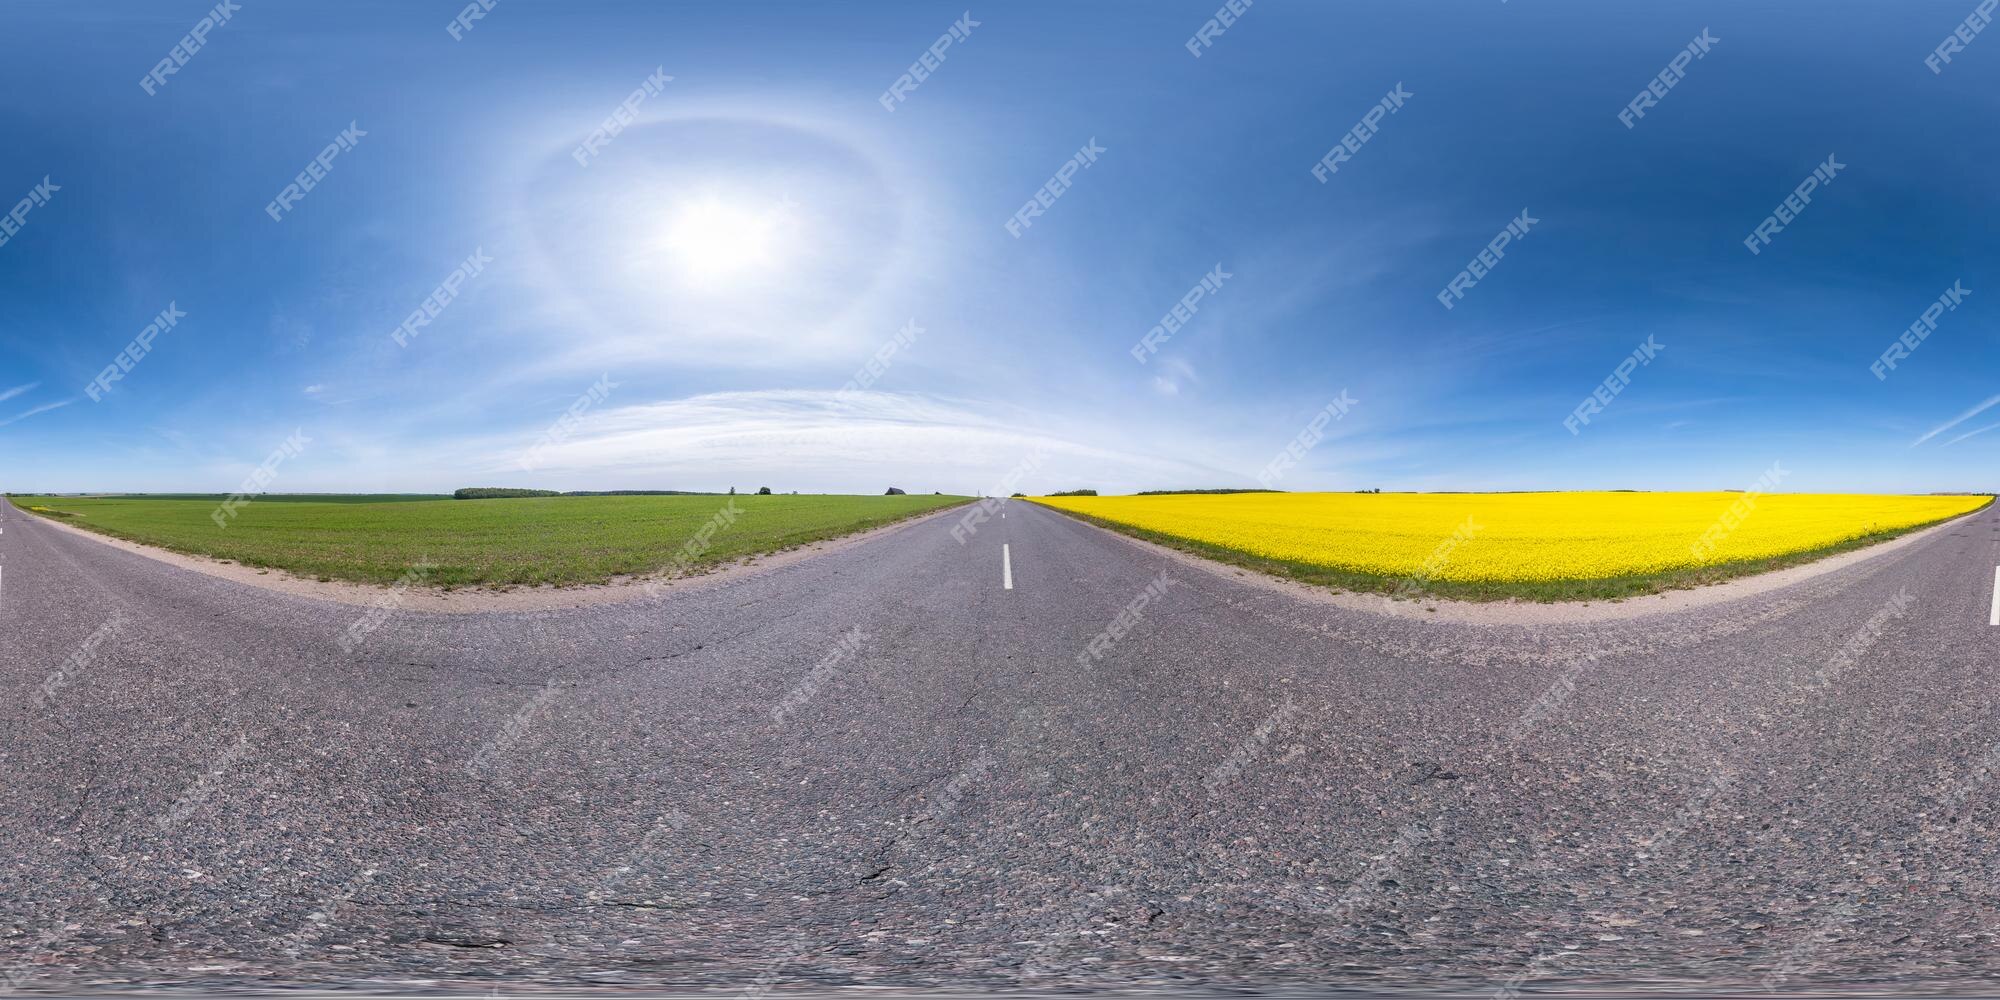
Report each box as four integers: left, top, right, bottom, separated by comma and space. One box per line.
6, 498, 2000, 995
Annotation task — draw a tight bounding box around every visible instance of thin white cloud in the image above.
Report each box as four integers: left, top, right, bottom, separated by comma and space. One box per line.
0, 382, 37, 404
0, 398, 73, 428
1942, 420, 2000, 447
461, 389, 1233, 495
1151, 357, 1197, 397
1912, 393, 2000, 447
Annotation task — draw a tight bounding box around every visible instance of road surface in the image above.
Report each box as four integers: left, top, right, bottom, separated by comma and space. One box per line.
4, 499, 2000, 994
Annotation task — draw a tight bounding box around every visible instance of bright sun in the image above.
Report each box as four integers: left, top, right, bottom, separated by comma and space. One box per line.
660, 196, 790, 287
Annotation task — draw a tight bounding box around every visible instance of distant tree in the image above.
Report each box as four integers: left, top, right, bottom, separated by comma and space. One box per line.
728, 487, 736, 495
1136, 488, 1280, 496
454, 487, 559, 499
1048, 489, 1098, 497
1010, 492, 1025, 497
757, 486, 773, 495
885, 487, 906, 495
562, 490, 715, 496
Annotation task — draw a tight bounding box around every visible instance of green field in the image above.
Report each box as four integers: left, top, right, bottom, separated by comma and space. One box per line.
29, 493, 455, 504
10, 493, 970, 588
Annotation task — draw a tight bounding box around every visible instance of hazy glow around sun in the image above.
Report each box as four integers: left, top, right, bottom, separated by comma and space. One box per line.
524, 114, 906, 364
660, 194, 795, 287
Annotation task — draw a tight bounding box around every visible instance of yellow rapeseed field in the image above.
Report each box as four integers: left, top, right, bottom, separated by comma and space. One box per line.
1032, 492, 1991, 584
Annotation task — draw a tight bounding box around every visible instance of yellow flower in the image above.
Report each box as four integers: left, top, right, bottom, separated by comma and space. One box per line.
1032, 492, 1990, 583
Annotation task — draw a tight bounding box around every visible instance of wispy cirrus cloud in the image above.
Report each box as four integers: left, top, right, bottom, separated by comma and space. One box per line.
462, 389, 1242, 495
1912, 394, 2000, 447
1942, 421, 2000, 448
0, 398, 74, 428
0, 382, 38, 404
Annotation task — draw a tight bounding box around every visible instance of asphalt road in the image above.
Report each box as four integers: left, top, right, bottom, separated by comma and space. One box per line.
5, 498, 2000, 995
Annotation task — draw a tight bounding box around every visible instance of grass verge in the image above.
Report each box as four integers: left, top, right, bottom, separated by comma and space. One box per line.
1033, 497, 1993, 603
11, 493, 972, 589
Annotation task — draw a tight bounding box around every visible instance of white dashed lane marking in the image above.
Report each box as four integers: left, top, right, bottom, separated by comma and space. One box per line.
1003, 544, 1014, 590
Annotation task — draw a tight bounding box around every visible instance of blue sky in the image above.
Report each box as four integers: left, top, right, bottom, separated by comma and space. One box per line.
2, 0, 1996, 495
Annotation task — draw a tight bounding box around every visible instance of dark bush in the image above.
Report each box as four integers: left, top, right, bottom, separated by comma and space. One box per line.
1135, 488, 1280, 496
562, 490, 714, 496
453, 487, 559, 499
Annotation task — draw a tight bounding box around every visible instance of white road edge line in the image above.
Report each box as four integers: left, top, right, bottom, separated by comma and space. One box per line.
1990, 565, 1999, 626
1003, 544, 1014, 590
